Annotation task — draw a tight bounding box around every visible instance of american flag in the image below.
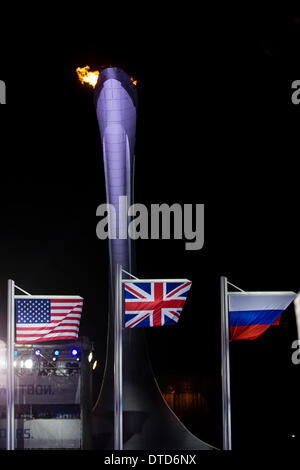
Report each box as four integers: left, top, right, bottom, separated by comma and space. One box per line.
124, 280, 192, 328
15, 296, 83, 343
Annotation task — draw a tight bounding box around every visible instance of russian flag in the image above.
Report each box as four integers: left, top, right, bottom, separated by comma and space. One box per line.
229, 292, 296, 340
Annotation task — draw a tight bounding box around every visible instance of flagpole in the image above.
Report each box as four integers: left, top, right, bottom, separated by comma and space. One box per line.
6, 279, 15, 450
114, 264, 123, 450
220, 276, 232, 450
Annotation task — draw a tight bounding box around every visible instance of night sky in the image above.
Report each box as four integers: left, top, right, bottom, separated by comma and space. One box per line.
0, 8, 300, 451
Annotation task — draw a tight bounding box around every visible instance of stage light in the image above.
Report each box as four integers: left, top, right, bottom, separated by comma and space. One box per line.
24, 358, 33, 369
0, 358, 6, 369
92, 360, 98, 370
54, 349, 60, 356
88, 352, 93, 363
14, 350, 18, 356
71, 348, 79, 357
34, 349, 41, 356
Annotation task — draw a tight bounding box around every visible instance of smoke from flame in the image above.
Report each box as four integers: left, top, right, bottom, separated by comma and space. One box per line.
76, 65, 137, 88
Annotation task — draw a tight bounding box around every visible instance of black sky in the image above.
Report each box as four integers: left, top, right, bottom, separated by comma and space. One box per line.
0, 8, 300, 450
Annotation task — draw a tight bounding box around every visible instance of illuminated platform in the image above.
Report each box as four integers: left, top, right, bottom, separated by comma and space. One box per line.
0, 338, 93, 449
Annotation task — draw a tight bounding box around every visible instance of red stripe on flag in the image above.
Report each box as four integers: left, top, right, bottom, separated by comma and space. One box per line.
124, 284, 147, 299
165, 282, 191, 298
125, 298, 185, 311
230, 324, 273, 340
17, 335, 78, 343
153, 282, 164, 327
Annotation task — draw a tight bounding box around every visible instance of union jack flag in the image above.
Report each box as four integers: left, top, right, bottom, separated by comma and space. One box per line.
124, 280, 192, 328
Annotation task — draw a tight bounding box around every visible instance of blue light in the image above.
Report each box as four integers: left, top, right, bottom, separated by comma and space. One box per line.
54, 349, 60, 356
14, 350, 18, 356
34, 349, 41, 356
71, 348, 79, 357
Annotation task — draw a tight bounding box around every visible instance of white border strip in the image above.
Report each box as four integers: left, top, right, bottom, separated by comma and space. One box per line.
14, 295, 83, 299
122, 279, 191, 283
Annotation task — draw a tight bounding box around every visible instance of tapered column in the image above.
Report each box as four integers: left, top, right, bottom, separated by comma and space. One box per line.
93, 68, 213, 450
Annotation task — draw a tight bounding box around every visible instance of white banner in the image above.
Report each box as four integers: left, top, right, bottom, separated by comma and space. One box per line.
0, 419, 81, 449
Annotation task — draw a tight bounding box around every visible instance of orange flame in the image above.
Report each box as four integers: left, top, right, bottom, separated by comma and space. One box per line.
76, 65, 137, 88
76, 65, 100, 88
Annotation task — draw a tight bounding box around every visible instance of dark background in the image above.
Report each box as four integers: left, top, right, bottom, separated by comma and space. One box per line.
0, 7, 300, 451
